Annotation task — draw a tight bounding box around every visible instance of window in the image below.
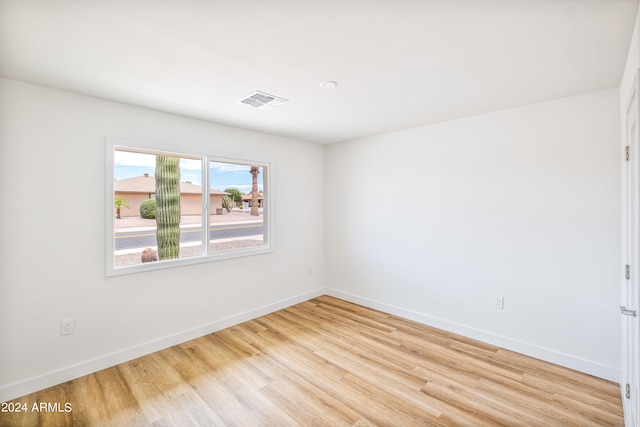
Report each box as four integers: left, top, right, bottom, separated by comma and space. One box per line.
106, 137, 272, 276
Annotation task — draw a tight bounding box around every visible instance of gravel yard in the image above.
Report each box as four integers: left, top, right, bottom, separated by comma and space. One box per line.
115, 239, 263, 267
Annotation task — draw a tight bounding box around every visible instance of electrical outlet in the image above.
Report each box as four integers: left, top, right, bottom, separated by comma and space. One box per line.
493, 295, 504, 310
61, 318, 75, 336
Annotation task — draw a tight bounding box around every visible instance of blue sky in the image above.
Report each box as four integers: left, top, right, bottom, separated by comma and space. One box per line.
115, 150, 263, 193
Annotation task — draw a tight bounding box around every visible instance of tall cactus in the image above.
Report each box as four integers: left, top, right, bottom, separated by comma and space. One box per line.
155, 155, 181, 260
222, 195, 233, 213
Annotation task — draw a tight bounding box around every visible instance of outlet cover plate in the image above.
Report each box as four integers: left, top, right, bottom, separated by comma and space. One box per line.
61, 319, 75, 336
493, 296, 504, 310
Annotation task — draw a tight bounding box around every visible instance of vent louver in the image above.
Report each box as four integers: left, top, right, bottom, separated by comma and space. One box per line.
240, 91, 288, 110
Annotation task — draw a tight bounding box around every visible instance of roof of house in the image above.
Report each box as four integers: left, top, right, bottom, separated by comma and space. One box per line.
115, 175, 228, 195
242, 193, 264, 201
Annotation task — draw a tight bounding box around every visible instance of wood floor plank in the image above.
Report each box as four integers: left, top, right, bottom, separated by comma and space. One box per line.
0, 296, 624, 426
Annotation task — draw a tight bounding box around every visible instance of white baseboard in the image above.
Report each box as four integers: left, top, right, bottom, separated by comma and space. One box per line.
0, 288, 325, 403
325, 288, 621, 383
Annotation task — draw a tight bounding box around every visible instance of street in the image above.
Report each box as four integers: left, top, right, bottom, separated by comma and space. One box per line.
115, 223, 264, 250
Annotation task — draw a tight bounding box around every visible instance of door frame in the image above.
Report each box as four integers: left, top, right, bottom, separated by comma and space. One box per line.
622, 70, 640, 427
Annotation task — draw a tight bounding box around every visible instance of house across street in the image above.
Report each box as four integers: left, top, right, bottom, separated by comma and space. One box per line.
114, 173, 229, 217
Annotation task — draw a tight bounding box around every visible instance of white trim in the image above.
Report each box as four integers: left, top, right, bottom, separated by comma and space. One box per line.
105, 140, 116, 275
325, 289, 621, 382
202, 155, 211, 254
0, 289, 325, 403
621, 68, 640, 427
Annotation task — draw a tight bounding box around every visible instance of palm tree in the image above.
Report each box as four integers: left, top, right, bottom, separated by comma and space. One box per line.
114, 198, 130, 219
250, 166, 260, 216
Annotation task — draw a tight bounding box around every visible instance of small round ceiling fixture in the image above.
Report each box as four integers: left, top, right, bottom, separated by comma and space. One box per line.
319, 80, 338, 89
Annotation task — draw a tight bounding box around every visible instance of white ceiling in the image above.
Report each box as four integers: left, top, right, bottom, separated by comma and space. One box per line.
0, 0, 638, 144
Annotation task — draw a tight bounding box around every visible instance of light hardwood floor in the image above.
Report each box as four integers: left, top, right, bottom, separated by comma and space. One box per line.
0, 296, 624, 426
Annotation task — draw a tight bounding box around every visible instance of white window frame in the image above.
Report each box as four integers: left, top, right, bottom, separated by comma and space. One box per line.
106, 136, 274, 277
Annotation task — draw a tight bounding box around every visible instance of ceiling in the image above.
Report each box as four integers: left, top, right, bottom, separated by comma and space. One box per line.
0, 0, 638, 144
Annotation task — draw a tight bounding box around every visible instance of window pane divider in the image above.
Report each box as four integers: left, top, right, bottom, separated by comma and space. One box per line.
202, 156, 211, 256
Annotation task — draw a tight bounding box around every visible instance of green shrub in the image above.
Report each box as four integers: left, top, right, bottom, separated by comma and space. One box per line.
140, 199, 156, 219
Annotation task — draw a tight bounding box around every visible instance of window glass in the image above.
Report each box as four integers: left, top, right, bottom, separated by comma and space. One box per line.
113, 150, 203, 268
209, 161, 265, 253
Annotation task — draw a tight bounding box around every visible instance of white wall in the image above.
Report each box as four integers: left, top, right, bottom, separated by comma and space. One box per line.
0, 78, 326, 401
325, 89, 621, 380
620, 6, 640, 108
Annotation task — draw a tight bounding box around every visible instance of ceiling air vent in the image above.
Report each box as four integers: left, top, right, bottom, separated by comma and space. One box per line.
240, 91, 288, 110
